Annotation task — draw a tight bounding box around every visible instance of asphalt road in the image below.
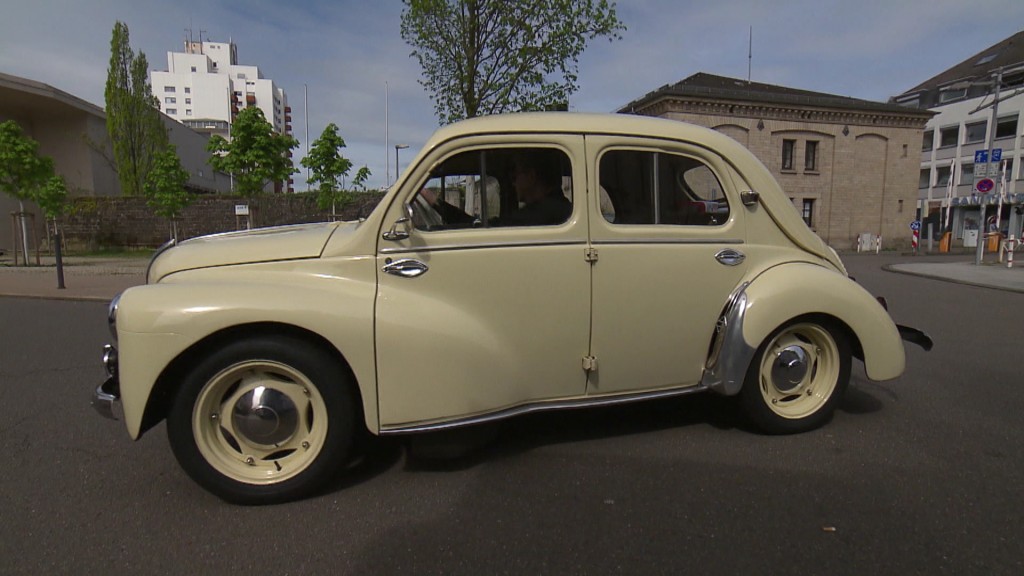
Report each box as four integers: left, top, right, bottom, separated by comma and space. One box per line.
1, 254, 1021, 575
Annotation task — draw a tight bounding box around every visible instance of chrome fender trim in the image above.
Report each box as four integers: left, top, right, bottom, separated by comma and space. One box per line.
701, 283, 756, 396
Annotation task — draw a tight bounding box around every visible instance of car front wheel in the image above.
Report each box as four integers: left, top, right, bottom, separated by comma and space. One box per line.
167, 335, 355, 504
739, 318, 851, 434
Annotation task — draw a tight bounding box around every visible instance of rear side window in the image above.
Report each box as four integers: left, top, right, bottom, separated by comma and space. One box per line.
599, 150, 729, 226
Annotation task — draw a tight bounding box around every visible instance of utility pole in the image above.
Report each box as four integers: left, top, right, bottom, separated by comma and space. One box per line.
975, 68, 1003, 266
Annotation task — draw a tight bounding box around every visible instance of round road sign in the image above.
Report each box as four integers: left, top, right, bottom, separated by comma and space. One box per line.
977, 178, 995, 193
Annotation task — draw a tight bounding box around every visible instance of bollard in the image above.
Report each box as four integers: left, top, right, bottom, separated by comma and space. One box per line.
1008, 235, 1017, 269
55, 231, 65, 289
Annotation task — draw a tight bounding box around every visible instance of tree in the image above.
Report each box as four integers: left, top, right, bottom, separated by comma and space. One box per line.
145, 145, 192, 241
352, 166, 372, 191
400, 0, 625, 124
0, 120, 54, 262
104, 21, 168, 196
301, 123, 356, 214
36, 174, 69, 227
207, 106, 298, 198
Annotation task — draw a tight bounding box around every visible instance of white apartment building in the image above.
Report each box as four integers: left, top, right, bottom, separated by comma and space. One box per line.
893, 30, 1024, 246
151, 39, 292, 141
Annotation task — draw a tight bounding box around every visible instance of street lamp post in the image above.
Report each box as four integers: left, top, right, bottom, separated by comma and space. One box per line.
395, 144, 409, 182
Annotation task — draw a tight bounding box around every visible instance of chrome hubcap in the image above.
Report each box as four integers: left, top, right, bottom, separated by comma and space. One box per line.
232, 386, 299, 446
771, 346, 809, 392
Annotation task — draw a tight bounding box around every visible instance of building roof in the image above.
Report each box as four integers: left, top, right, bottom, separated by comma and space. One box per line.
898, 30, 1024, 95
619, 72, 924, 116
0, 71, 106, 119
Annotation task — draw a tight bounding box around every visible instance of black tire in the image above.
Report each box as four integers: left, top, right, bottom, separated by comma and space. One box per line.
738, 317, 852, 434
167, 335, 355, 504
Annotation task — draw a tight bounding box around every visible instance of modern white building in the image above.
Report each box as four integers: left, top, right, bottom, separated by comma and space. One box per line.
893, 30, 1024, 246
151, 39, 292, 141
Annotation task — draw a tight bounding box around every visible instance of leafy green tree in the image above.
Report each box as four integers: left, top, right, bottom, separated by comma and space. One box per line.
144, 145, 192, 241
207, 106, 298, 198
400, 0, 625, 124
36, 174, 69, 226
352, 166, 372, 191
301, 123, 356, 214
0, 120, 54, 262
104, 21, 168, 196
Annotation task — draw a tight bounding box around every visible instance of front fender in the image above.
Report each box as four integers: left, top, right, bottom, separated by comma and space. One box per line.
115, 264, 378, 439
703, 262, 905, 395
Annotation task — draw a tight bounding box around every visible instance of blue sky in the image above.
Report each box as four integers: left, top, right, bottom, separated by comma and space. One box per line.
2, 0, 1023, 190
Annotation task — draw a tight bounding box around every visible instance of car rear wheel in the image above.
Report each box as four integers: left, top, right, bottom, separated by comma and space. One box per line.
739, 318, 851, 434
167, 335, 354, 504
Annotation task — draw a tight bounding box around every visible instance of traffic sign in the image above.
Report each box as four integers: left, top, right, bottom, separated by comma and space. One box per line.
992, 148, 1002, 162
910, 220, 921, 231
975, 150, 989, 164
976, 178, 995, 193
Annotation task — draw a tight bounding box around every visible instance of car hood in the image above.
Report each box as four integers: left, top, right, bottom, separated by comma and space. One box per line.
148, 221, 352, 282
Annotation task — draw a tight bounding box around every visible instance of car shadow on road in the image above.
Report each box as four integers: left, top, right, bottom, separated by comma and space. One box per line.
319, 379, 893, 494
400, 393, 744, 473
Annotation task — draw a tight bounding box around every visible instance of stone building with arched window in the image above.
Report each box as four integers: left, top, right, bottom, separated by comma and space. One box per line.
619, 73, 933, 250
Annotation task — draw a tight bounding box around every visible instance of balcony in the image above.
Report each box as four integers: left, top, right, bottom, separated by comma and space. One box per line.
285, 106, 291, 113
246, 93, 256, 105
285, 114, 292, 122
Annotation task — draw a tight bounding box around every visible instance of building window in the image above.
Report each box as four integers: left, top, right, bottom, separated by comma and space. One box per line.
919, 169, 930, 189
782, 139, 795, 171
185, 98, 191, 104
965, 121, 987, 144
939, 88, 966, 103
936, 165, 951, 187
237, 73, 246, 79
164, 86, 175, 93
961, 163, 974, 184
939, 126, 959, 148
996, 115, 1018, 139
184, 87, 191, 94
166, 108, 178, 115
190, 66, 197, 72
804, 141, 819, 172
185, 109, 192, 116
801, 199, 814, 227
164, 97, 176, 104
922, 130, 933, 152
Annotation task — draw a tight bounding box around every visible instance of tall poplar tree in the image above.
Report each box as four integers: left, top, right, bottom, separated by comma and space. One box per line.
105, 21, 167, 196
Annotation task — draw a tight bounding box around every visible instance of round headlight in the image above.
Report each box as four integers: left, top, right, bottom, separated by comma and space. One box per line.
108, 293, 121, 341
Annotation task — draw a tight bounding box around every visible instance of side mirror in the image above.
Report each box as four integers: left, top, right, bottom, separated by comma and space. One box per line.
382, 215, 411, 241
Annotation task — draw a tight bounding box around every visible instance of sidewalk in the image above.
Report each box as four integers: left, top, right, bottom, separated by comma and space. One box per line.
885, 258, 1024, 293
0, 256, 147, 302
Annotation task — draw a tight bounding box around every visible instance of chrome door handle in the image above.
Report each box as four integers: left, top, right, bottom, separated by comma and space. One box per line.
382, 258, 429, 278
715, 249, 745, 266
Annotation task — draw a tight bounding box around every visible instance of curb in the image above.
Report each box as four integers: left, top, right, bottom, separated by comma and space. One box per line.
882, 264, 1024, 294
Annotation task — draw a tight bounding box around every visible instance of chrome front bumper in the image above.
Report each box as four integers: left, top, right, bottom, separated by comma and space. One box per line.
92, 344, 122, 420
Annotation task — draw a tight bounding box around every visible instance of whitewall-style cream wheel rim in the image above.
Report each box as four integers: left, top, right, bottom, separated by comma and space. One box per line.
757, 323, 840, 420
192, 360, 329, 485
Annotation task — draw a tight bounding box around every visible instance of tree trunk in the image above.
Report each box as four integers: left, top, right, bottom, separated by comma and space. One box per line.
18, 200, 30, 266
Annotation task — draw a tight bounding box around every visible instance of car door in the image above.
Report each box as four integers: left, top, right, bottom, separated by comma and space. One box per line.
585, 136, 747, 396
375, 137, 592, 430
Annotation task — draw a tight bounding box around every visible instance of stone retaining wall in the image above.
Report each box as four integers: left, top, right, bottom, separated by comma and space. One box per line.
58, 192, 385, 249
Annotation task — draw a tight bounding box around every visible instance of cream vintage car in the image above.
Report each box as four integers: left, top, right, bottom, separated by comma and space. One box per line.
94, 113, 930, 504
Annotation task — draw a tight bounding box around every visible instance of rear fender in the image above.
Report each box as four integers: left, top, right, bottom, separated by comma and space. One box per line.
702, 263, 905, 395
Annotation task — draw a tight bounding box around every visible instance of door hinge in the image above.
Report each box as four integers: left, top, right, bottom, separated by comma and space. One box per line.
584, 247, 599, 263
582, 355, 598, 372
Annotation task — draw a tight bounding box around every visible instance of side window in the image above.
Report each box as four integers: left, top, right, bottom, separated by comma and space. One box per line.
599, 150, 729, 226
411, 147, 572, 231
